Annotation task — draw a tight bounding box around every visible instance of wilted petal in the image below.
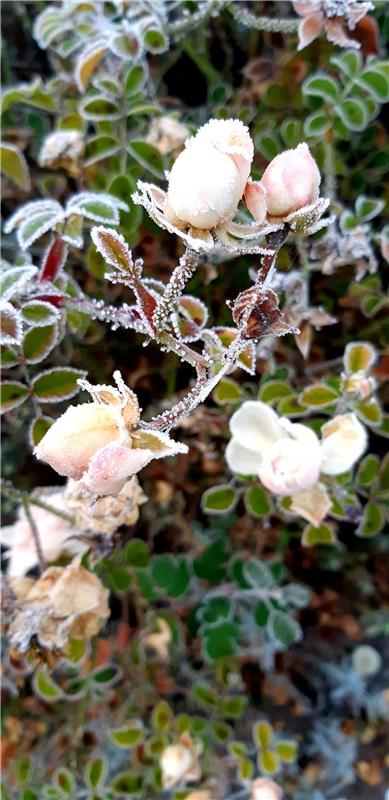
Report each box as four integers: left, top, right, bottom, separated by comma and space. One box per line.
326, 19, 360, 48
290, 482, 332, 526
297, 13, 324, 49
293, 1, 321, 17
132, 428, 188, 458
320, 413, 367, 475
84, 443, 153, 495
229, 400, 285, 454
225, 438, 263, 476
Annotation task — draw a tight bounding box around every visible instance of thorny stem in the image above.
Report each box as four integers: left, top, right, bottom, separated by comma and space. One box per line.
21, 496, 45, 574
228, 2, 299, 34
153, 247, 200, 331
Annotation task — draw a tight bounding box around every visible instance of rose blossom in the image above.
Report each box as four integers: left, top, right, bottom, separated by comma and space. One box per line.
35, 371, 187, 496
165, 118, 254, 229
226, 401, 321, 495
258, 143, 320, 218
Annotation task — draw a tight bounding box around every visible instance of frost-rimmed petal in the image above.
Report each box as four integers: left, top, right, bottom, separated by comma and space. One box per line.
83, 443, 152, 496
225, 438, 263, 475
214, 225, 269, 255
229, 400, 285, 454
132, 181, 215, 252
320, 413, 367, 475
297, 13, 324, 50
290, 482, 331, 526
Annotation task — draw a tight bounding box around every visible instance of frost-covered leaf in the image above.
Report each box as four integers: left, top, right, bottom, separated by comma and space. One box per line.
303, 73, 339, 102
33, 6, 70, 49
18, 210, 65, 250
336, 98, 369, 132
301, 383, 338, 407
84, 135, 120, 166
0, 78, 57, 114
29, 415, 53, 446
244, 558, 274, 589
356, 454, 380, 487
143, 26, 168, 54
90, 226, 134, 273
75, 39, 106, 92
79, 95, 123, 121
84, 757, 106, 791
23, 324, 58, 364
343, 340, 376, 373
355, 196, 385, 222
62, 215, 83, 248
66, 192, 128, 224
304, 111, 332, 138
127, 140, 164, 179
302, 522, 337, 546
109, 723, 144, 749
31, 367, 86, 402
0, 301, 23, 345
355, 397, 382, 426
213, 377, 241, 405
0, 142, 30, 190
0, 381, 29, 414
33, 666, 63, 702
357, 67, 389, 103
4, 200, 63, 235
0, 265, 38, 300
21, 300, 61, 327
268, 610, 302, 648
356, 502, 385, 538
125, 64, 147, 96
244, 485, 272, 518
201, 485, 238, 515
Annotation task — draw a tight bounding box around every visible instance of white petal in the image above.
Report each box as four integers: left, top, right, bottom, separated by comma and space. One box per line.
132, 428, 188, 458
225, 438, 263, 475
320, 413, 367, 475
229, 400, 285, 454
7, 548, 38, 577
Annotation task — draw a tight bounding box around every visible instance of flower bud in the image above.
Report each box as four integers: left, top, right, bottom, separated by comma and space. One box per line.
83, 443, 152, 496
166, 118, 254, 229
244, 179, 267, 222
259, 143, 320, 217
251, 778, 283, 800
320, 413, 367, 475
35, 403, 126, 480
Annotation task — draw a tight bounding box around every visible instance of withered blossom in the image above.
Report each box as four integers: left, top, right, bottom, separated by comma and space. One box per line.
293, 0, 374, 50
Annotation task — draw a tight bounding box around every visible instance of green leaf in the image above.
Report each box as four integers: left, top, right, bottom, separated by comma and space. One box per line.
343, 341, 376, 373
151, 700, 172, 732
23, 324, 58, 364
0, 265, 37, 300
201, 485, 238, 515
255, 601, 270, 627
110, 771, 144, 796
1, 346, 19, 367
244, 485, 271, 518
152, 554, 191, 597
92, 664, 121, 685
356, 454, 380, 487
194, 684, 220, 707
276, 739, 298, 763
111, 566, 132, 594
330, 50, 361, 78
21, 301, 60, 327
16, 756, 33, 784
109, 723, 144, 748
202, 620, 240, 660
303, 74, 339, 101
355, 196, 385, 222
253, 720, 273, 748
31, 367, 86, 402
18, 210, 65, 250
0, 381, 29, 414
223, 696, 247, 718
127, 140, 164, 179
125, 538, 150, 568
302, 522, 337, 546
198, 597, 231, 625
0, 142, 30, 190
336, 98, 368, 132
358, 68, 389, 103
143, 27, 168, 54
53, 767, 75, 795
33, 666, 63, 701
84, 135, 120, 166
29, 415, 53, 446
243, 558, 274, 589
237, 756, 254, 781
84, 756, 106, 790
256, 135, 280, 161
280, 118, 302, 148
268, 610, 302, 647
304, 111, 332, 138
356, 502, 385, 538
300, 383, 338, 407
125, 65, 147, 96
355, 397, 382, 426
258, 748, 280, 775
213, 377, 241, 405
212, 721, 232, 743
79, 95, 122, 121
259, 380, 293, 404
194, 539, 229, 584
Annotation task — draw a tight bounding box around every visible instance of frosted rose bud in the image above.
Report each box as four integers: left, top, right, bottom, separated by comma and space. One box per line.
251, 778, 283, 800
320, 413, 367, 475
35, 403, 126, 480
166, 118, 254, 229
244, 179, 267, 223
260, 143, 320, 217
257, 433, 321, 495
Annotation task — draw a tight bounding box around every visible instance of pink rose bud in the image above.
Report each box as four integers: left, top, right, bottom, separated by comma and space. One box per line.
259, 143, 321, 217
166, 118, 254, 229
83, 443, 152, 496
34, 403, 126, 480
244, 179, 268, 223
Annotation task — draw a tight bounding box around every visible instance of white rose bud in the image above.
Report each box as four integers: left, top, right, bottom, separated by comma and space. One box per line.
34, 404, 127, 480
320, 413, 367, 475
166, 118, 254, 229
259, 142, 320, 217
251, 777, 283, 800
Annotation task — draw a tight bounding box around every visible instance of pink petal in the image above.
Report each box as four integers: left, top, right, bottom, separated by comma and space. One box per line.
298, 14, 324, 49
243, 181, 267, 223
84, 444, 153, 496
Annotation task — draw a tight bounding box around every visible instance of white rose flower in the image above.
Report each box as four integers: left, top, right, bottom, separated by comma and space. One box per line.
226, 401, 321, 495
166, 118, 254, 230
320, 413, 367, 475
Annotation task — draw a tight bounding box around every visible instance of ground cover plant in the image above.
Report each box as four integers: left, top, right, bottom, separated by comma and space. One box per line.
1, 1, 388, 798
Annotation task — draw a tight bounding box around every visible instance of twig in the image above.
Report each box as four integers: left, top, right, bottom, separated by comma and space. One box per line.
21, 496, 45, 574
